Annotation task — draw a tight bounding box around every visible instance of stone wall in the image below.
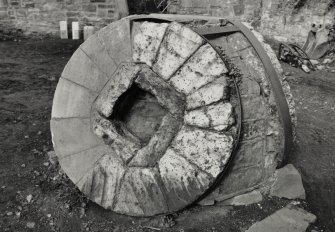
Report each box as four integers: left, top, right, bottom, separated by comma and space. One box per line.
0, 0, 128, 37
167, 0, 335, 44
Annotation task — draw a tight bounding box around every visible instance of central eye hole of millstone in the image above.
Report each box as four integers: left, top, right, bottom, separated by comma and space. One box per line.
110, 83, 167, 145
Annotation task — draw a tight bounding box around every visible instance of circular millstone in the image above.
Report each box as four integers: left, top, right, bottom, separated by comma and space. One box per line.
51, 19, 238, 216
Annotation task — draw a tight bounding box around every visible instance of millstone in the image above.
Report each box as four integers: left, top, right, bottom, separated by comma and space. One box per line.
51, 19, 239, 216
51, 14, 296, 216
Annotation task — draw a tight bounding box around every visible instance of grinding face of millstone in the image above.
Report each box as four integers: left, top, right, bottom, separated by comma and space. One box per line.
51, 20, 238, 216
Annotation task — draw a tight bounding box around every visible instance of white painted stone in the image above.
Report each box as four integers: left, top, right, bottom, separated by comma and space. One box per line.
132, 22, 168, 66
184, 109, 210, 128
172, 126, 233, 177
207, 102, 234, 131
246, 205, 316, 232
186, 78, 227, 110
152, 22, 204, 80
221, 190, 263, 206
170, 44, 228, 94
270, 164, 306, 200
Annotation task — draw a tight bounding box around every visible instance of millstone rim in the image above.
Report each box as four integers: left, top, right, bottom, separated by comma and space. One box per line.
51, 19, 239, 216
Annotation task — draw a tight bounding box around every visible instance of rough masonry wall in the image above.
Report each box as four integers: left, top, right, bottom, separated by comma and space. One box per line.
0, 0, 128, 37
167, 0, 335, 44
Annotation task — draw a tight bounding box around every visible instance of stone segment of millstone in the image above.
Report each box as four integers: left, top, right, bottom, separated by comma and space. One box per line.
184, 102, 234, 131
169, 44, 228, 95
76, 154, 126, 208
79, 33, 118, 77
114, 168, 169, 216
50, 118, 104, 158
134, 66, 185, 117
58, 145, 111, 185
94, 63, 141, 117
132, 21, 169, 66
232, 141, 264, 169
158, 148, 214, 211
207, 102, 234, 131
51, 78, 97, 118
128, 113, 182, 167
61, 48, 110, 92
152, 22, 204, 80
186, 78, 228, 110
171, 126, 233, 177
97, 18, 132, 64
184, 109, 210, 128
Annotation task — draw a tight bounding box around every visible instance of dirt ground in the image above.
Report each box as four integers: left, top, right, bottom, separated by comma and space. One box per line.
0, 39, 334, 232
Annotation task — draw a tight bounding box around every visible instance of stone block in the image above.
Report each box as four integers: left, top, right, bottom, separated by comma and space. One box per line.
171, 126, 233, 177
270, 164, 306, 200
97, 18, 132, 63
152, 22, 204, 80
50, 118, 103, 158
61, 48, 110, 92
170, 44, 228, 94
79, 33, 117, 77
51, 78, 98, 118
132, 21, 169, 66
246, 205, 316, 232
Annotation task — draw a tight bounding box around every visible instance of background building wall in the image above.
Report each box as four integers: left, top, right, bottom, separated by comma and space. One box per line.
0, 0, 128, 37
0, 0, 334, 43
167, 0, 335, 44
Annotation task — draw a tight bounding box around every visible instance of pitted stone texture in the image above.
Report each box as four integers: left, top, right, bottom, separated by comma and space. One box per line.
171, 126, 233, 177
152, 22, 204, 80
185, 102, 234, 131
170, 44, 228, 95
52, 20, 237, 216
132, 22, 169, 66
186, 78, 228, 110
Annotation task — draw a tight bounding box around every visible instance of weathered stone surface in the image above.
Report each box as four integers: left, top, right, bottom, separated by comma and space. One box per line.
114, 168, 168, 216
79, 33, 118, 77
158, 148, 214, 211
77, 154, 126, 209
132, 21, 169, 66
170, 44, 228, 94
152, 22, 204, 80
98, 18, 132, 64
51, 78, 97, 118
270, 164, 306, 200
61, 48, 110, 92
184, 109, 210, 128
171, 126, 233, 177
50, 118, 103, 158
207, 102, 234, 131
59, 145, 112, 185
246, 205, 316, 232
94, 63, 140, 117
221, 190, 263, 206
186, 78, 228, 110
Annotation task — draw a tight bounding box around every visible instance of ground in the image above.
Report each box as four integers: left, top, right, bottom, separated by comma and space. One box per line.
0, 39, 334, 232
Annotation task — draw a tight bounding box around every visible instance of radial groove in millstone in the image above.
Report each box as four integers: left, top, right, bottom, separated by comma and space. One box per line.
132, 21, 169, 66
152, 22, 204, 80
51, 19, 238, 216
61, 48, 110, 92
169, 44, 228, 95
51, 78, 97, 119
